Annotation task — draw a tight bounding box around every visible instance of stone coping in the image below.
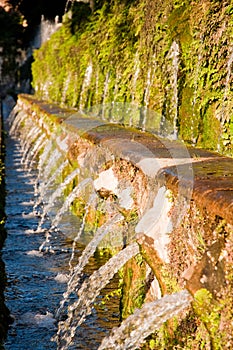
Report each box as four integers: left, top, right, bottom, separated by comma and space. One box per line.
18, 94, 233, 226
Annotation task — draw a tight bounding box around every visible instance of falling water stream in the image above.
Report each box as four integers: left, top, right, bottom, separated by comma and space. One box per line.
2, 124, 121, 349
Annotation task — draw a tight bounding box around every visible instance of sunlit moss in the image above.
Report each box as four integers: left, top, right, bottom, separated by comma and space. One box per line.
32, 0, 233, 156
193, 288, 222, 349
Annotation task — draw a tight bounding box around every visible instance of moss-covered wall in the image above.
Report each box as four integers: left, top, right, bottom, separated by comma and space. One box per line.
32, 0, 233, 156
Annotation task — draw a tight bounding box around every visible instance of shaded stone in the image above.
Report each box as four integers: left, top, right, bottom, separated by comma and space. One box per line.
137, 234, 167, 296
183, 239, 226, 296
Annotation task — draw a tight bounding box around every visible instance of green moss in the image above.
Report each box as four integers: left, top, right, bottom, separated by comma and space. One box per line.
193, 289, 222, 349
71, 197, 86, 218
120, 208, 138, 225
138, 288, 223, 349
197, 104, 221, 150
120, 254, 147, 319
32, 0, 233, 154
32, 0, 233, 155
179, 86, 199, 143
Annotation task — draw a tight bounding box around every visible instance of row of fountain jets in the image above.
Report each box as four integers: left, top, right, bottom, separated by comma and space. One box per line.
8, 105, 192, 349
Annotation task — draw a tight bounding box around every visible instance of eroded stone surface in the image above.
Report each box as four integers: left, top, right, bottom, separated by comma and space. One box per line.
183, 239, 226, 296
135, 186, 173, 263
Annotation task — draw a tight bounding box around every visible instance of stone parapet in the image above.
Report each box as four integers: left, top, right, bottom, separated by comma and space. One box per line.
18, 94, 233, 226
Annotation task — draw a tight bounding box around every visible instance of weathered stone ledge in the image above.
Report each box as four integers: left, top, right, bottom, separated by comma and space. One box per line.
18, 94, 233, 227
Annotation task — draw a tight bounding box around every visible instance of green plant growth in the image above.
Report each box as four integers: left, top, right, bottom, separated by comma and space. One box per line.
193, 288, 222, 350
120, 254, 147, 319
32, 0, 233, 156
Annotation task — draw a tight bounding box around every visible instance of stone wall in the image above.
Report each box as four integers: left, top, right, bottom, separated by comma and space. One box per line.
13, 93, 233, 349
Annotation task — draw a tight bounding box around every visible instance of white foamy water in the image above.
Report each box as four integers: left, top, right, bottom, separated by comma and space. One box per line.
18, 311, 56, 329
26, 250, 43, 257
54, 273, 69, 284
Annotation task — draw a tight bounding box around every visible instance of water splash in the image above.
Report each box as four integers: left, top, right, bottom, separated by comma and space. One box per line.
56, 242, 139, 349
6, 102, 19, 126
220, 47, 233, 123
56, 213, 123, 320
26, 134, 48, 171
217, 47, 233, 151
32, 15, 61, 49
140, 52, 157, 131
18, 311, 56, 329
51, 177, 93, 229
99, 289, 192, 350
40, 147, 62, 181
9, 110, 28, 136
35, 162, 68, 208
79, 61, 93, 110
37, 168, 80, 231
191, 48, 203, 145
21, 124, 40, 152
102, 71, 111, 115
38, 159, 69, 201
166, 40, 180, 140
34, 139, 53, 195
39, 179, 95, 253
62, 73, 72, 104
21, 130, 44, 167
68, 191, 97, 270
131, 51, 140, 104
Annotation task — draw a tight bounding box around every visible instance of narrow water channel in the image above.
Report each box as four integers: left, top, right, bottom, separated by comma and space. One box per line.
2, 127, 120, 348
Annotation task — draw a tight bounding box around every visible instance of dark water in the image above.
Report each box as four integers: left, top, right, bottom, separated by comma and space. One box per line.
2, 135, 120, 349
